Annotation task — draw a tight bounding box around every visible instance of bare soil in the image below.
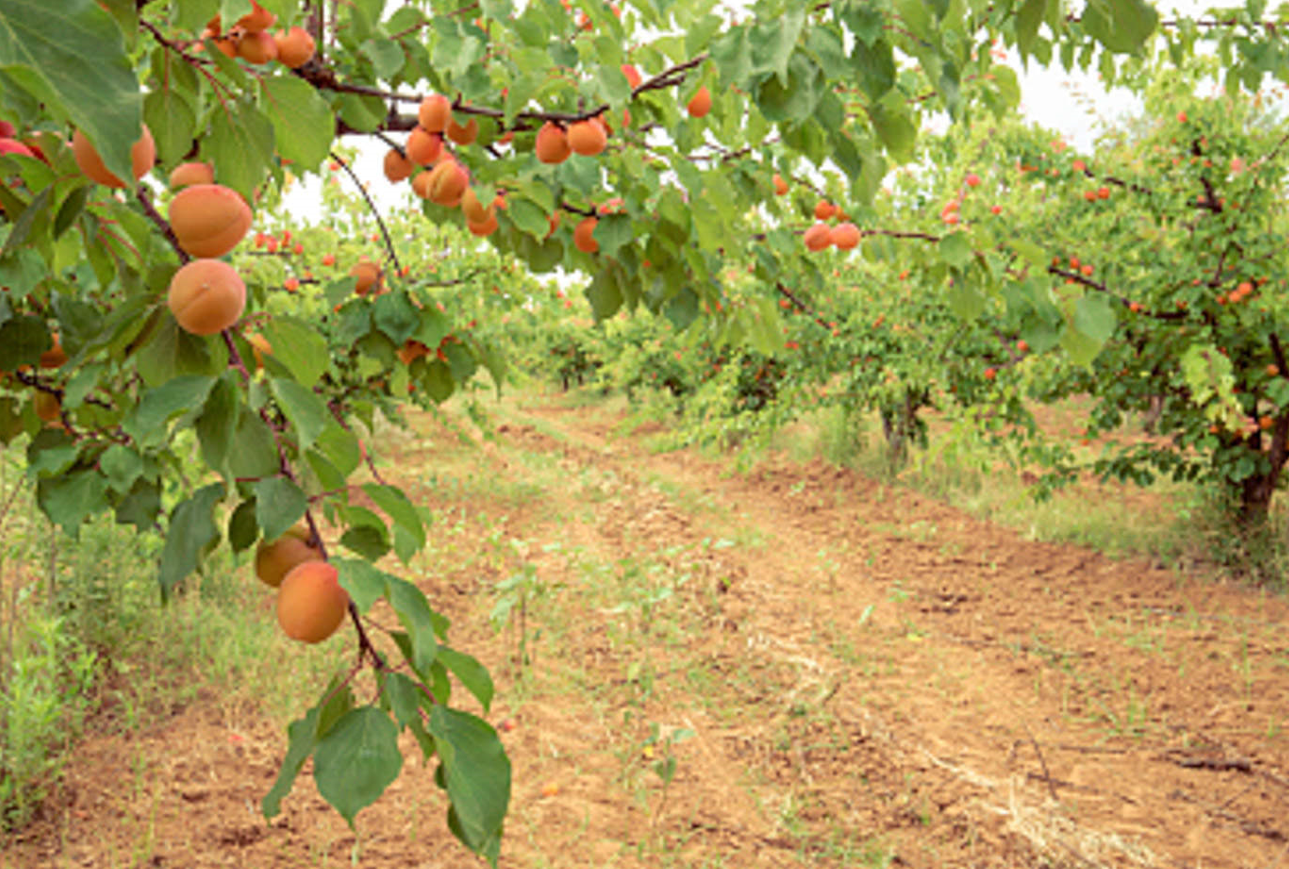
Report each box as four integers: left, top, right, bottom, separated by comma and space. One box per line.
5, 391, 1288, 868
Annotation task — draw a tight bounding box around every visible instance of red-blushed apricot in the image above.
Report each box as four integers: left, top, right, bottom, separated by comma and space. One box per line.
461, 188, 492, 224
168, 184, 253, 258
621, 63, 643, 89
168, 161, 215, 189
772, 173, 788, 196
446, 116, 478, 146
814, 200, 836, 220
71, 125, 155, 188
0, 138, 33, 158
383, 148, 414, 182
803, 222, 832, 252
167, 259, 247, 335
468, 213, 499, 237
255, 524, 322, 588
427, 159, 468, 207
274, 26, 315, 68
830, 222, 861, 250
237, 1, 276, 33
410, 170, 434, 199
418, 94, 452, 133
574, 216, 599, 253
237, 29, 278, 64
405, 127, 443, 166
398, 339, 430, 365
350, 259, 381, 295
276, 561, 348, 644
0, 121, 15, 138
687, 85, 712, 118
246, 331, 272, 369
568, 119, 607, 156
535, 122, 571, 164
39, 333, 67, 369
34, 391, 60, 424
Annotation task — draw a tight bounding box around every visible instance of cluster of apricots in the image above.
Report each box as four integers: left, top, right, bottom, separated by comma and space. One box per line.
197, 3, 315, 69
799, 194, 861, 253
940, 172, 985, 225
255, 525, 350, 644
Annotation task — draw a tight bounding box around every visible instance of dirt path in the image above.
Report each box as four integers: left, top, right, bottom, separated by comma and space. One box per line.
6, 393, 1288, 868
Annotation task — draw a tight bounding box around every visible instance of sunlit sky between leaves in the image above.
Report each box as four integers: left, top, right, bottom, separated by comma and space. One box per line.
281, 1, 1211, 233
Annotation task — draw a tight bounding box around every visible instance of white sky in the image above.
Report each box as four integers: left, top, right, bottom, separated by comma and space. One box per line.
284, 1, 1209, 222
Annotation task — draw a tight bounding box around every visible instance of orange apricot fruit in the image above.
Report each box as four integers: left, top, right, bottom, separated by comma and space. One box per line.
687, 85, 712, 118
461, 188, 492, 225
71, 125, 155, 188
273, 26, 315, 68
39, 333, 67, 369
814, 200, 836, 220
168, 161, 215, 189
405, 127, 443, 166
383, 148, 415, 183
830, 223, 861, 250
237, 29, 278, 64
447, 116, 478, 146
621, 63, 643, 89
168, 184, 253, 258
350, 259, 381, 295
803, 222, 832, 252
426, 159, 468, 207
467, 213, 499, 237
574, 216, 599, 253
167, 259, 247, 335
237, 2, 276, 33
535, 122, 571, 164
410, 170, 434, 200
255, 524, 322, 588
772, 173, 788, 196
418, 94, 452, 133
276, 561, 349, 644
568, 118, 607, 156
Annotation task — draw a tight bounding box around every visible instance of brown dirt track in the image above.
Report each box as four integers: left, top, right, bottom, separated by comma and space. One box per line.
5, 393, 1288, 868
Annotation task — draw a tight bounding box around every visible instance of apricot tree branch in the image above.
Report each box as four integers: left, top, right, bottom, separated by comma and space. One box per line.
330, 150, 403, 278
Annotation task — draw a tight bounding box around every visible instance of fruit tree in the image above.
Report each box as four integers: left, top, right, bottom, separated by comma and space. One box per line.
0, 0, 1285, 862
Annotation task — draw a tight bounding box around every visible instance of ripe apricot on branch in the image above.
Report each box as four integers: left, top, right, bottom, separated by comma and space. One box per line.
418, 94, 452, 133
276, 561, 348, 644
814, 200, 836, 220
622, 63, 643, 89
167, 260, 247, 336
467, 213, 499, 237
236, 2, 275, 32
772, 173, 788, 196
687, 86, 712, 118
72, 125, 155, 188
462, 188, 493, 225
274, 27, 315, 68
39, 333, 67, 369
803, 222, 832, 252
568, 119, 607, 156
169, 184, 253, 258
447, 116, 479, 146
574, 216, 599, 253
255, 524, 321, 588
238, 30, 278, 64
350, 259, 381, 295
830, 223, 861, 250
383, 148, 415, 182
406, 127, 444, 166
168, 161, 214, 189
535, 122, 571, 164
426, 159, 468, 207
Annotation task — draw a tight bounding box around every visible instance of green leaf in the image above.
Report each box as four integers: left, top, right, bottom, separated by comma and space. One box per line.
360, 38, 405, 78
754, 52, 824, 123
99, 444, 143, 494
0, 0, 143, 186
334, 558, 388, 615
430, 705, 510, 862
1082, 0, 1158, 54
261, 705, 319, 819
362, 484, 425, 553
143, 82, 196, 169
195, 372, 239, 472
261, 75, 335, 169
437, 646, 494, 713
0, 314, 49, 370
592, 214, 632, 259
253, 477, 306, 542
263, 317, 329, 388
125, 375, 215, 447
228, 498, 258, 554
1074, 294, 1117, 344
271, 377, 329, 452
207, 97, 274, 204
586, 269, 624, 321
313, 707, 403, 827
507, 198, 550, 239
385, 576, 438, 676
229, 407, 280, 480
37, 468, 108, 536
158, 483, 224, 599
938, 232, 972, 269
115, 479, 160, 530
373, 292, 420, 345
869, 100, 917, 163
851, 38, 895, 100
